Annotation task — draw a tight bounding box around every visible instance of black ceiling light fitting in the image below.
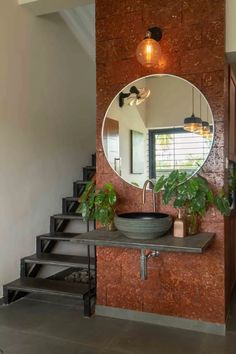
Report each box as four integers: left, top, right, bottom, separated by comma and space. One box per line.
119, 86, 150, 107
146, 27, 163, 41
193, 93, 210, 137
136, 27, 162, 68
197, 97, 210, 137
184, 86, 202, 133
201, 105, 211, 138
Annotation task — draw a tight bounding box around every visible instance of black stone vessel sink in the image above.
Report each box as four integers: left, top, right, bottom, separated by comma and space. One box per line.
114, 212, 172, 240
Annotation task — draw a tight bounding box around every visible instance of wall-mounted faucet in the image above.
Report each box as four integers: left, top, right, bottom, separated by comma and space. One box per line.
142, 179, 156, 212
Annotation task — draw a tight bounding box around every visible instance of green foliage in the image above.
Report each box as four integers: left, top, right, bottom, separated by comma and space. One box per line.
94, 183, 117, 226
78, 181, 96, 220
229, 171, 236, 192
78, 181, 117, 227
154, 170, 230, 217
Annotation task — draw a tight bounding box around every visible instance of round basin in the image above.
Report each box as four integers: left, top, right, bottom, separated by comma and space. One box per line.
114, 212, 172, 240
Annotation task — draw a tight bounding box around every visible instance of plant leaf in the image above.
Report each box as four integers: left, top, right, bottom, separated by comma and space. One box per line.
154, 175, 166, 193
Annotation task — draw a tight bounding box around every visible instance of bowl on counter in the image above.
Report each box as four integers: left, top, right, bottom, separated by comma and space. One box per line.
114, 212, 172, 240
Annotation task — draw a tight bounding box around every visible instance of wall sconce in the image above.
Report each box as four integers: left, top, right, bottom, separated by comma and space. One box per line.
184, 87, 202, 133
136, 27, 162, 68
119, 86, 150, 107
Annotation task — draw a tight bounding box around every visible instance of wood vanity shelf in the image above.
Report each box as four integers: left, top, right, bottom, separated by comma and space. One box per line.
71, 229, 215, 254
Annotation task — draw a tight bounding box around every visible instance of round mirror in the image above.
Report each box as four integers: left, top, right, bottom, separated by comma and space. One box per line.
102, 74, 214, 189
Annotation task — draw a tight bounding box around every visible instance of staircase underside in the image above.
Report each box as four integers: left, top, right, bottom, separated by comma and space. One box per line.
3, 155, 96, 316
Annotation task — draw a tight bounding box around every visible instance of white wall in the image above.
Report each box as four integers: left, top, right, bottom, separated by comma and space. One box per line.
0, 0, 95, 295
146, 76, 210, 128
226, 0, 236, 56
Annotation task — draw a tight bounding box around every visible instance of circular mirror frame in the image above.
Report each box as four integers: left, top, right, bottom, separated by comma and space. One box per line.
101, 74, 215, 189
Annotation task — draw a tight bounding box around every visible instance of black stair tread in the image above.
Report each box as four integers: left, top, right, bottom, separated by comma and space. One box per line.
37, 232, 79, 241
4, 277, 91, 299
74, 180, 88, 185
84, 166, 96, 170
23, 254, 95, 268
63, 197, 80, 202
52, 213, 83, 220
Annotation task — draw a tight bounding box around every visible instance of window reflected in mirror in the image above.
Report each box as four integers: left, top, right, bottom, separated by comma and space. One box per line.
149, 128, 212, 179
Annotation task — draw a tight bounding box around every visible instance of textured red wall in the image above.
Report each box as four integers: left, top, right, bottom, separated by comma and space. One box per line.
96, 0, 226, 323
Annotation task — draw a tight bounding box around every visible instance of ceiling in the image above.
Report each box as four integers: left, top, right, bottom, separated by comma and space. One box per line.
60, 4, 95, 62
18, 0, 95, 61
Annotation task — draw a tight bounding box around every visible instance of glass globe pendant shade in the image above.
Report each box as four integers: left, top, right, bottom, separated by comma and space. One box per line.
184, 86, 202, 132
136, 37, 161, 68
184, 114, 202, 132
201, 123, 211, 139
195, 121, 210, 135
207, 132, 213, 140
201, 121, 210, 135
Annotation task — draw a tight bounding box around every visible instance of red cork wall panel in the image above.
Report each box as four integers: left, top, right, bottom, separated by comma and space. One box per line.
96, 0, 226, 323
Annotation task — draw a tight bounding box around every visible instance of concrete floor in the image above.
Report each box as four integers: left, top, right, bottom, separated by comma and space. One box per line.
1, 295, 236, 354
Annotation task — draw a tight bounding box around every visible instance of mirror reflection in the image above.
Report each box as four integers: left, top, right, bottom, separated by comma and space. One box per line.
102, 74, 214, 188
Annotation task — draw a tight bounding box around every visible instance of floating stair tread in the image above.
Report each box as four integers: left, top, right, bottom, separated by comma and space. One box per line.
4, 277, 92, 299
84, 166, 96, 170
74, 180, 88, 185
23, 254, 95, 268
37, 233, 79, 241
52, 213, 83, 220
63, 197, 80, 202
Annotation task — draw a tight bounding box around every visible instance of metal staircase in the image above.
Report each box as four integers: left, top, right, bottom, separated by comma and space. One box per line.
3, 154, 96, 316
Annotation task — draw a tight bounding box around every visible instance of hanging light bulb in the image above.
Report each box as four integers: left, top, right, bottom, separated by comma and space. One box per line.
201, 122, 211, 137
196, 94, 211, 136
184, 87, 202, 132
202, 106, 211, 138
136, 27, 162, 68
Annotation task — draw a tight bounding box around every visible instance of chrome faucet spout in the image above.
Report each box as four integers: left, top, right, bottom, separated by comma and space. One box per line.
142, 179, 156, 212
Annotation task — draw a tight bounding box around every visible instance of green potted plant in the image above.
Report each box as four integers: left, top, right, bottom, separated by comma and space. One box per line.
78, 181, 117, 230
154, 170, 230, 235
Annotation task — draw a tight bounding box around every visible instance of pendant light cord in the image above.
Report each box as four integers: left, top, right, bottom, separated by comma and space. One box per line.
192, 86, 194, 115
200, 92, 201, 118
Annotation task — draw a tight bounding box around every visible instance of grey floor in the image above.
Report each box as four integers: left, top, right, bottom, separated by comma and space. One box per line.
1, 294, 236, 354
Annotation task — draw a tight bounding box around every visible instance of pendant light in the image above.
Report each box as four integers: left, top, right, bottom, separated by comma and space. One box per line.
184, 87, 202, 132
196, 95, 210, 136
136, 27, 162, 68
202, 106, 211, 138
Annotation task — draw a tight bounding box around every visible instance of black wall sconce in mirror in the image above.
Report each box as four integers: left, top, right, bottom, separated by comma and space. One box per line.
119, 86, 150, 107
136, 27, 162, 68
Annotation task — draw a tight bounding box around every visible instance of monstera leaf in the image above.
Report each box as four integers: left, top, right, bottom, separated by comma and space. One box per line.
154, 170, 230, 217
